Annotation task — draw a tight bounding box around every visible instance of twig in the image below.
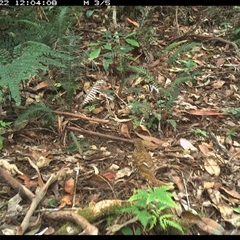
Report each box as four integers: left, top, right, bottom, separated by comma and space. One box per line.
206, 37, 240, 58
8, 105, 110, 124
53, 110, 109, 124
43, 211, 98, 235
66, 126, 133, 144
181, 172, 190, 209
106, 216, 138, 235
0, 166, 34, 201
16, 170, 65, 235
175, 6, 180, 36
72, 163, 80, 208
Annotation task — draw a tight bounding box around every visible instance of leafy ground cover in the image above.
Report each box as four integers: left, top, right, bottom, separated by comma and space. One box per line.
0, 6, 240, 235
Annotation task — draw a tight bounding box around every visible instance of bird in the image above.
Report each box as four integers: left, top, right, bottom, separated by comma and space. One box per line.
132, 138, 169, 186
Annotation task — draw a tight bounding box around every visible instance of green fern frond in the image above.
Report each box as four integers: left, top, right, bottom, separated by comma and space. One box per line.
129, 65, 159, 89
163, 40, 187, 53
15, 102, 55, 126
168, 42, 201, 64
70, 131, 83, 155
159, 214, 183, 233
55, 7, 72, 37
18, 20, 47, 39
0, 41, 71, 105
0, 49, 12, 64
123, 186, 184, 233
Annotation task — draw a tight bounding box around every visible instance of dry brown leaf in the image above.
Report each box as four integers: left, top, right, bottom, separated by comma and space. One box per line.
224, 213, 240, 228
24, 130, 39, 139
188, 109, 225, 117
207, 188, 221, 205
169, 171, 184, 192
92, 106, 104, 114
212, 80, 225, 89
204, 158, 220, 176
88, 174, 112, 189
59, 195, 72, 208
126, 17, 139, 27
33, 81, 52, 91
220, 186, 240, 200
120, 123, 131, 138
115, 167, 133, 179
201, 218, 225, 235
216, 58, 226, 67
203, 181, 215, 189
103, 172, 116, 180
198, 142, 212, 155
182, 211, 225, 235
217, 202, 233, 220
134, 132, 165, 146
181, 210, 203, 225
83, 81, 91, 92
134, 125, 152, 136
64, 178, 75, 195
17, 175, 38, 188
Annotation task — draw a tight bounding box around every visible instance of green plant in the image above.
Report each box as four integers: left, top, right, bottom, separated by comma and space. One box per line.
85, 104, 97, 112
191, 129, 208, 139
0, 41, 70, 105
226, 128, 236, 140
0, 120, 12, 128
0, 120, 12, 150
88, 32, 137, 72
224, 107, 240, 117
15, 102, 55, 127
167, 42, 201, 64
121, 226, 141, 235
121, 186, 184, 234
129, 99, 160, 130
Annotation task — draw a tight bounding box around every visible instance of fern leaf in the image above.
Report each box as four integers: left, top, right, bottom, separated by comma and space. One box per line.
82, 80, 106, 107
0, 41, 71, 105
129, 65, 159, 90
162, 40, 187, 53
0, 49, 12, 64
15, 102, 55, 126
168, 42, 201, 64
159, 214, 183, 233
70, 131, 83, 155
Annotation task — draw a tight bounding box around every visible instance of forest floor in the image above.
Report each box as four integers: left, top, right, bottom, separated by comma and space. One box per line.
0, 6, 240, 235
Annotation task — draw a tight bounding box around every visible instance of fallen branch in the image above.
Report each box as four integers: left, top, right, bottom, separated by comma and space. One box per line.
43, 211, 98, 235
8, 105, 109, 124
0, 166, 34, 201
16, 169, 66, 235
66, 126, 133, 144
53, 110, 109, 124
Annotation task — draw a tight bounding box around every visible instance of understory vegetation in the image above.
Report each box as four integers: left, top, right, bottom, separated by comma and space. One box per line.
0, 6, 240, 235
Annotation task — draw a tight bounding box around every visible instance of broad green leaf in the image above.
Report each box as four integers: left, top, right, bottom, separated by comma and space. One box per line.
137, 210, 152, 229
87, 42, 104, 47
103, 59, 113, 71
86, 10, 96, 18
121, 226, 133, 235
104, 44, 112, 50
233, 207, 240, 214
135, 227, 141, 235
125, 38, 139, 47
0, 135, 3, 150
89, 48, 101, 60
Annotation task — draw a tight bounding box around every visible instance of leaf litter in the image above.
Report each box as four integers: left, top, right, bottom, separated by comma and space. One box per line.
0, 6, 240, 235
